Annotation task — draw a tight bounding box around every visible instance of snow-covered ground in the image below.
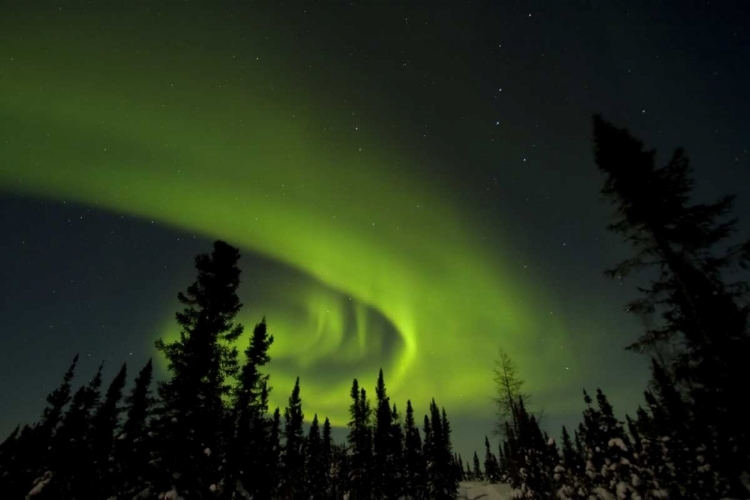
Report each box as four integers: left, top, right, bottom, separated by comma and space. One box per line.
458, 481, 513, 500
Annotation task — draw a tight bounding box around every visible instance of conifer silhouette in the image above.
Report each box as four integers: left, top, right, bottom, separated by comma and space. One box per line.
593, 115, 750, 495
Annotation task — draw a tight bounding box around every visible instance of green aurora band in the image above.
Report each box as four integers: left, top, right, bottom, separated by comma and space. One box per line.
0, 5, 581, 425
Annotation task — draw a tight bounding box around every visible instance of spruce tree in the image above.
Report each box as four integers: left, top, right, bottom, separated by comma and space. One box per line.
153, 240, 244, 498
506, 396, 555, 499
38, 354, 79, 449
43, 363, 103, 499
390, 403, 405, 499
472, 451, 483, 481
263, 407, 282, 499
483, 436, 500, 482
331, 442, 350, 500
634, 369, 720, 499
593, 115, 750, 495
576, 388, 657, 500
280, 377, 305, 499
422, 415, 435, 497
373, 369, 396, 499
423, 400, 458, 499
322, 417, 334, 497
347, 379, 373, 500
89, 363, 128, 499
402, 400, 425, 499
440, 407, 460, 494
226, 317, 274, 497
305, 414, 326, 498
554, 425, 585, 500
114, 358, 154, 498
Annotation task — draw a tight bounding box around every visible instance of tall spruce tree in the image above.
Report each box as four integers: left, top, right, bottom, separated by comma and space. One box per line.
554, 425, 585, 500
331, 442, 350, 500
390, 403, 405, 498
280, 377, 305, 499
440, 407, 460, 492
38, 354, 79, 449
423, 400, 457, 499
575, 389, 661, 500
402, 400, 425, 499
113, 358, 154, 498
305, 414, 326, 498
373, 369, 397, 499
422, 415, 436, 497
322, 417, 334, 497
42, 364, 104, 499
89, 363, 128, 499
153, 240, 244, 497
504, 396, 556, 499
483, 436, 500, 482
593, 115, 750, 495
472, 451, 483, 481
225, 317, 274, 498
347, 379, 373, 500
263, 407, 282, 499
456, 454, 465, 482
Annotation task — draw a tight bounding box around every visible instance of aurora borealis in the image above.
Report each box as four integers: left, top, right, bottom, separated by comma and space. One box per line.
1, 1, 749, 458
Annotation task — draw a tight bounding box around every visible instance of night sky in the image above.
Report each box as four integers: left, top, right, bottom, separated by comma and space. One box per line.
1, 0, 749, 461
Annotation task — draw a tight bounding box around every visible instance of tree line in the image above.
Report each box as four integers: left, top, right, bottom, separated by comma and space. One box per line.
0, 240, 461, 499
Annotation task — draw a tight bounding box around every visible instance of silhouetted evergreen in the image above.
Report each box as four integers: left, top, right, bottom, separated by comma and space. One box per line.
279, 377, 305, 499
472, 451, 483, 481
224, 317, 274, 498
456, 454, 465, 482
423, 400, 458, 499
483, 436, 500, 482
89, 363, 128, 499
347, 379, 373, 500
373, 369, 398, 500
322, 417, 334, 497
42, 363, 103, 499
500, 396, 557, 499
263, 406, 283, 499
593, 115, 750, 496
330, 442, 350, 500
553, 425, 585, 499
113, 358, 154, 499
39, 354, 79, 450
304, 414, 327, 498
402, 400, 425, 499
390, 403, 405, 497
153, 240, 244, 498
422, 415, 435, 495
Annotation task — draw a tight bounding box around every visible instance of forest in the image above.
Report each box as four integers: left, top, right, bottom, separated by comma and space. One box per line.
1, 116, 749, 500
